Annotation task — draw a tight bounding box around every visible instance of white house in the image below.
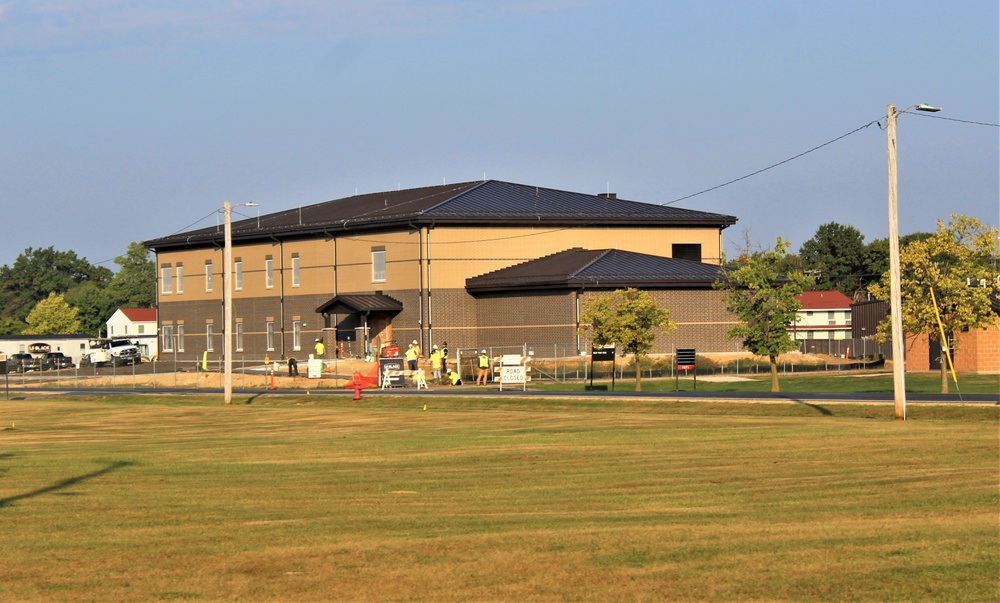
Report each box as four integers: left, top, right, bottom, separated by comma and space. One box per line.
106, 308, 159, 360
790, 290, 854, 341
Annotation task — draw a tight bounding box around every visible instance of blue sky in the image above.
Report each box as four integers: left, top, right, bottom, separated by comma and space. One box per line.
1, 0, 996, 269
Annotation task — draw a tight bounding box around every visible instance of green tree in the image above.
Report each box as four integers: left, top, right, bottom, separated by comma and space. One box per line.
799, 222, 866, 297
578, 288, 676, 392
0, 246, 112, 323
862, 232, 933, 294
110, 241, 156, 308
869, 215, 999, 393
715, 237, 814, 392
24, 292, 82, 335
65, 281, 117, 337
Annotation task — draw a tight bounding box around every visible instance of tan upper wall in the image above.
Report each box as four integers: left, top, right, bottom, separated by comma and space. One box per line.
155, 223, 724, 303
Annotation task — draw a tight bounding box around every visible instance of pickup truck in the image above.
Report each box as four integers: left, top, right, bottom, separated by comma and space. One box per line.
41, 352, 75, 371
9, 353, 38, 372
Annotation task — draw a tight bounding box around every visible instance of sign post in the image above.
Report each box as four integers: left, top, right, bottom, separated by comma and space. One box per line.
498, 354, 531, 391
589, 346, 616, 391
676, 348, 696, 391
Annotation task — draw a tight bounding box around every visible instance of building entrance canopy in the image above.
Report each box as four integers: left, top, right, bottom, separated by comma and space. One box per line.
315, 294, 403, 316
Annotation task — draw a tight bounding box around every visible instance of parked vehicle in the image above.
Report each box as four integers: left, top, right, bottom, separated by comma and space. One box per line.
41, 352, 75, 371
9, 353, 38, 372
83, 338, 141, 367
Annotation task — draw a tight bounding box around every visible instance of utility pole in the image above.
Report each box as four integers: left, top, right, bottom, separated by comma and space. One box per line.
886, 102, 941, 421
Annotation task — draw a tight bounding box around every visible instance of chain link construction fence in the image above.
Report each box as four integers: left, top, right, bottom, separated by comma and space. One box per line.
1, 338, 890, 390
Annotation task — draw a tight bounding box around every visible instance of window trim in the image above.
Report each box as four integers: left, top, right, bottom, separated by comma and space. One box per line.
162, 325, 174, 352
205, 260, 213, 292
372, 248, 386, 283
265, 257, 274, 289
162, 265, 173, 294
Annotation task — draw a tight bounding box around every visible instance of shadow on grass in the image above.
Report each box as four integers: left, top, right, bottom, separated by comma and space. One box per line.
0, 460, 133, 508
792, 400, 833, 415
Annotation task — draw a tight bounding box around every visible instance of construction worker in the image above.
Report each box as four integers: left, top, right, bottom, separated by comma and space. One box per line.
405, 342, 419, 371
447, 368, 463, 386
440, 341, 449, 364
429, 345, 443, 382
314, 338, 325, 358
476, 349, 491, 385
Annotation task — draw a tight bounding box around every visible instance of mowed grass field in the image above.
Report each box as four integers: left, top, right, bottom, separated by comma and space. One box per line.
0, 394, 996, 602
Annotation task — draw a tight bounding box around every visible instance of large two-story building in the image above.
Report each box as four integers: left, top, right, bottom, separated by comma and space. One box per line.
143, 180, 739, 360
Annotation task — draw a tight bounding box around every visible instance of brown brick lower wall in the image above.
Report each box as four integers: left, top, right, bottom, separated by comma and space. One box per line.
156, 286, 742, 360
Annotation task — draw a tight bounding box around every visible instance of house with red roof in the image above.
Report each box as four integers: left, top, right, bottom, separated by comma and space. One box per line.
106, 308, 158, 360
791, 290, 854, 341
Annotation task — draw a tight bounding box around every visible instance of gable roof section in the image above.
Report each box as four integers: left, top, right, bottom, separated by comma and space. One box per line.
465, 248, 725, 293
144, 180, 737, 250
118, 308, 158, 322
316, 293, 404, 315
795, 290, 854, 310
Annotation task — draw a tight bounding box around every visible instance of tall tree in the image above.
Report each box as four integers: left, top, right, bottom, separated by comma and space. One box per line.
862, 232, 934, 297
0, 247, 112, 324
65, 281, 117, 337
715, 237, 814, 392
110, 241, 156, 308
799, 222, 866, 297
868, 215, 999, 393
578, 288, 675, 392
24, 292, 82, 335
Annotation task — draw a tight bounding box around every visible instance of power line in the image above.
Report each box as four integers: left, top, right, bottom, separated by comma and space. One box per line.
909, 112, 1000, 128
661, 119, 880, 206
663, 110, 999, 207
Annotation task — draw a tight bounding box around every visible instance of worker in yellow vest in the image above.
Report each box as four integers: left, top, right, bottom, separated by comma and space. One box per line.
405, 342, 419, 371
476, 350, 490, 385
429, 345, 443, 383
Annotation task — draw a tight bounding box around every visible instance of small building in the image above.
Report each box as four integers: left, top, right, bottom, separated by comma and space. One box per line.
106, 308, 159, 360
791, 290, 854, 341
0, 334, 93, 367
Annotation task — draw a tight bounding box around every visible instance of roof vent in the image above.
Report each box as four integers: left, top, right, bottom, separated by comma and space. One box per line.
598, 192, 617, 200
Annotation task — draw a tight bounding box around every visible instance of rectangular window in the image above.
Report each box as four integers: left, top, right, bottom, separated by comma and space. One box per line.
234, 259, 243, 291
177, 324, 185, 352
124, 325, 129, 335
372, 249, 386, 282
265, 258, 274, 289
293, 320, 301, 351
162, 325, 174, 352
138, 325, 145, 334
292, 255, 300, 287
672, 243, 702, 263
266, 321, 275, 351
205, 261, 214, 292
206, 324, 214, 352
176, 264, 184, 294
235, 322, 244, 352
162, 266, 173, 294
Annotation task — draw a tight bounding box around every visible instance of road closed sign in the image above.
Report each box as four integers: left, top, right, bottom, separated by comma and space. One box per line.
500, 365, 526, 384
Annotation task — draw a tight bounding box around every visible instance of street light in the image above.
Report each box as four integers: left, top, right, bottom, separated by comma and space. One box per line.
223, 200, 257, 404
886, 102, 940, 421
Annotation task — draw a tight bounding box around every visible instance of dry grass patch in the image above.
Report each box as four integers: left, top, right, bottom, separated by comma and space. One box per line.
0, 396, 996, 601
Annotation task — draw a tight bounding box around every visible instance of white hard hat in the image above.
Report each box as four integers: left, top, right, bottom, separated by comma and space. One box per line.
315, 338, 321, 342
432, 344, 438, 349
412, 340, 418, 344
481, 350, 487, 354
